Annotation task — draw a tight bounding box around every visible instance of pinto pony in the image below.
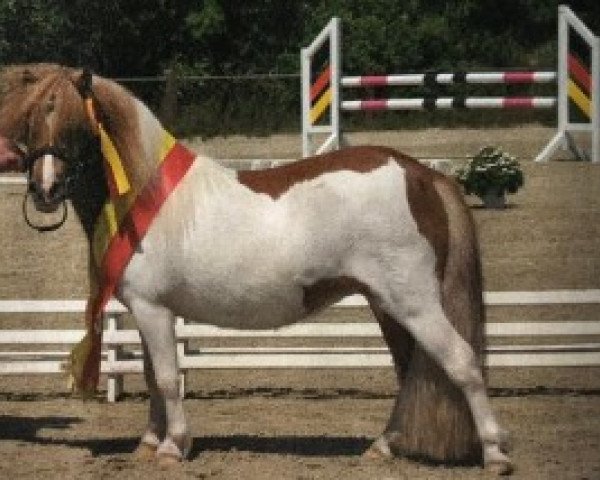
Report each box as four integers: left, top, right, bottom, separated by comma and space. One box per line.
0, 64, 511, 474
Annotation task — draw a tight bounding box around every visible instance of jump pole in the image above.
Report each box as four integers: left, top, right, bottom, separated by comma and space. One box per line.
301, 5, 599, 163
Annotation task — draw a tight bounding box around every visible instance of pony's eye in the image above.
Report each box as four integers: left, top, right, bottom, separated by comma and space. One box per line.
21, 69, 37, 84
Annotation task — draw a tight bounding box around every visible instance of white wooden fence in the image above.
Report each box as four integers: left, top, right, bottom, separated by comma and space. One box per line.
1, 290, 600, 402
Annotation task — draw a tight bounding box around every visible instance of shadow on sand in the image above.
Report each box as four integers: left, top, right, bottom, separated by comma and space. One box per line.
0, 414, 371, 458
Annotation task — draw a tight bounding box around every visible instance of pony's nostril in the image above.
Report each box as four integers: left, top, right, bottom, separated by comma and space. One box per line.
29, 181, 59, 207
49, 182, 66, 201
31, 182, 45, 198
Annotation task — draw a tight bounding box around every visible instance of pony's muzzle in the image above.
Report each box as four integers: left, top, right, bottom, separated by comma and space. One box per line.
29, 177, 67, 213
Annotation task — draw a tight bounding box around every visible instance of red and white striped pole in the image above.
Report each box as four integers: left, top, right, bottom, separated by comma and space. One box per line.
342, 96, 557, 111
342, 71, 557, 87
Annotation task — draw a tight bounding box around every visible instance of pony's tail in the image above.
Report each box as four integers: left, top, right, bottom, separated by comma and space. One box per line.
435, 176, 485, 366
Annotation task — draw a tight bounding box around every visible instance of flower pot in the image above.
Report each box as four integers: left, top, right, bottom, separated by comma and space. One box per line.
480, 189, 506, 209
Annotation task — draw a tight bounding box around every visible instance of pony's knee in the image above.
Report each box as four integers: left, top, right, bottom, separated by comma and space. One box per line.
443, 347, 483, 391
403, 310, 483, 389
154, 372, 180, 399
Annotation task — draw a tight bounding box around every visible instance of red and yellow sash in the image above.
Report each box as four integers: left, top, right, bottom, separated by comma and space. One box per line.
66, 104, 195, 394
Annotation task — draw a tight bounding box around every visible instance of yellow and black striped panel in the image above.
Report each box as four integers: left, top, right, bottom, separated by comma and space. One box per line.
568, 27, 592, 123
309, 45, 332, 125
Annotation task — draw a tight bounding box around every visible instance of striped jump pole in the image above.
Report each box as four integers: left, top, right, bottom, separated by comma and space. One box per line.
342, 97, 557, 111
342, 71, 557, 87
301, 5, 598, 163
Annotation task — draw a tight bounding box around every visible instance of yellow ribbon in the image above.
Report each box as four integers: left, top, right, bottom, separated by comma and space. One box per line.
84, 97, 130, 195
99, 125, 131, 195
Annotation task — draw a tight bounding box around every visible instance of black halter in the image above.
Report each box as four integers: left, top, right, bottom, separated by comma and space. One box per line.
22, 145, 70, 233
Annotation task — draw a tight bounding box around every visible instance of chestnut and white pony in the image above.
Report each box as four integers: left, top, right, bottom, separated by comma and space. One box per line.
0, 64, 511, 474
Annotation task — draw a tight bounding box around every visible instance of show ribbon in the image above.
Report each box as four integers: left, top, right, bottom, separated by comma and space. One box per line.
66, 78, 195, 394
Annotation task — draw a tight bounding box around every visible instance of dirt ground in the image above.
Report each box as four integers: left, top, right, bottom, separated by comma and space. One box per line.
1, 126, 600, 479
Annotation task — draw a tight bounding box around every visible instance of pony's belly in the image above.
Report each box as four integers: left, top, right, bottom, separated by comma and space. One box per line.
165, 282, 308, 330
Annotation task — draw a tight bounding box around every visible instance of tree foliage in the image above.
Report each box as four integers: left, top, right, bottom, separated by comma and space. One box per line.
1, 0, 598, 135
2, 0, 598, 76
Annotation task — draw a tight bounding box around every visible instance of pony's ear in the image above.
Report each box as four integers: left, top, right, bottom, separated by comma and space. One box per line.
74, 68, 94, 98
21, 69, 37, 85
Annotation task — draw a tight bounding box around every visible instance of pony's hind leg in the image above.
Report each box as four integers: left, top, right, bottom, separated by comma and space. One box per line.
364, 308, 415, 459
135, 339, 167, 460
382, 299, 512, 474
126, 296, 191, 463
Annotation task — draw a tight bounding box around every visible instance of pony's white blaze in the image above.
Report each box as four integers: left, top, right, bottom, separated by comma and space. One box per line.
41, 153, 55, 194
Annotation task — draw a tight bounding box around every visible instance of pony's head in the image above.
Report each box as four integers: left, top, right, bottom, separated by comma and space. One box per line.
1, 64, 158, 234
0, 64, 97, 214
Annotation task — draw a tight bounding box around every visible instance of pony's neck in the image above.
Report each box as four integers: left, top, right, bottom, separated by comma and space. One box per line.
93, 76, 169, 190
74, 76, 178, 238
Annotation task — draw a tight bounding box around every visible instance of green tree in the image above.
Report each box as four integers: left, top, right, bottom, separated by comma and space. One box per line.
0, 1, 189, 75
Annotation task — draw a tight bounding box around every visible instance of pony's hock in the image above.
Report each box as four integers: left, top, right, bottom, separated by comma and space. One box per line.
302, 5, 599, 163
0, 64, 510, 473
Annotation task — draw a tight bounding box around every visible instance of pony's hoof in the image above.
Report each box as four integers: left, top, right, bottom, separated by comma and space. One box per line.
484, 437, 513, 475
156, 436, 189, 465
485, 459, 514, 476
363, 436, 392, 460
157, 453, 183, 467
498, 428, 512, 453
134, 442, 158, 461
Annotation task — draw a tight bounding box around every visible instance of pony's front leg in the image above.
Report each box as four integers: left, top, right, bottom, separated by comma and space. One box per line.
135, 339, 166, 460
128, 297, 191, 463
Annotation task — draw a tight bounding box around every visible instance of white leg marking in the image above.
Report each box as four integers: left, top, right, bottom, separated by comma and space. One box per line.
138, 339, 166, 450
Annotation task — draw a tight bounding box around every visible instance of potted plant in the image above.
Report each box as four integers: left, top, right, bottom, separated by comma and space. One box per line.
455, 146, 524, 208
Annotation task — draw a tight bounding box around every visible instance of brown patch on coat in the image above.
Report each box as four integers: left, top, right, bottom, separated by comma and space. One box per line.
239, 146, 449, 279
238, 146, 390, 199
397, 157, 450, 280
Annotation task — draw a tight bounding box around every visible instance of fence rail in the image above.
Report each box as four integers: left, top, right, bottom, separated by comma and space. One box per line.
1, 290, 600, 402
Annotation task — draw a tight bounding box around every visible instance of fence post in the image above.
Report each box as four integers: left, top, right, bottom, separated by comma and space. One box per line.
176, 316, 187, 399
106, 314, 124, 402
160, 68, 179, 129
